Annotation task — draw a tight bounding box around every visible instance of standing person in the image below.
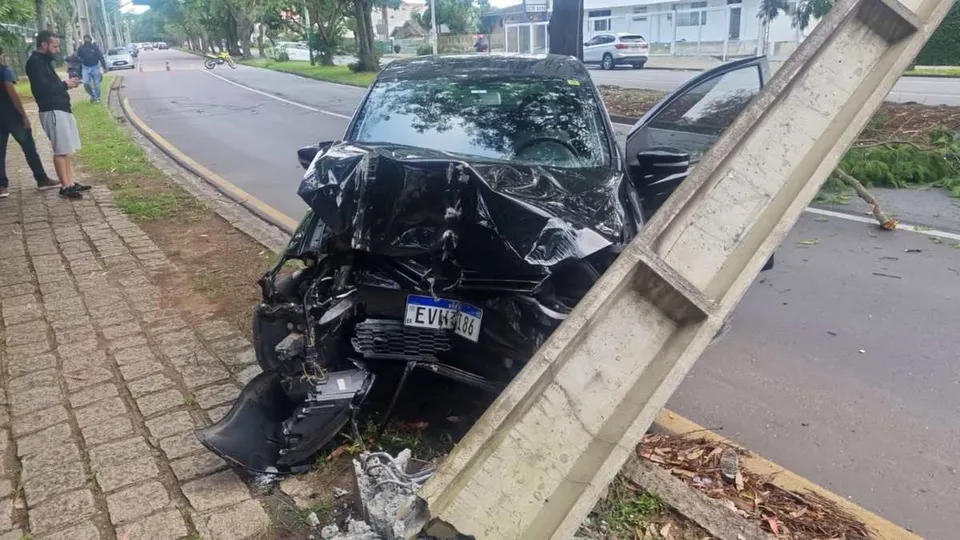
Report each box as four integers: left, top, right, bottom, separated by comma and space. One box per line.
76, 35, 106, 103
0, 47, 58, 198
25, 30, 92, 200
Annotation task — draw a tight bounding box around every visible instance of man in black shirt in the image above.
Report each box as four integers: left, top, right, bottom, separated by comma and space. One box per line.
76, 35, 107, 103
0, 46, 57, 198
25, 30, 91, 199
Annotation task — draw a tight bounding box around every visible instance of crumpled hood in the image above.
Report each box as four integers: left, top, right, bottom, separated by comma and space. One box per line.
297, 142, 625, 272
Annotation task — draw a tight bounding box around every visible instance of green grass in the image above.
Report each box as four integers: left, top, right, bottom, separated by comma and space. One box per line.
72, 77, 153, 176
114, 191, 180, 220
70, 77, 205, 220
240, 58, 376, 87
905, 67, 960, 77
15, 79, 33, 100
590, 478, 665, 537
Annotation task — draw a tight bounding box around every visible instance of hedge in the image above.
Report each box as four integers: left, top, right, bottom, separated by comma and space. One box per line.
916, 3, 960, 66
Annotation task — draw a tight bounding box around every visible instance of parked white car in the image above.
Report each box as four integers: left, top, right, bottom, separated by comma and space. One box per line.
274, 41, 310, 61
583, 33, 650, 70
105, 47, 135, 70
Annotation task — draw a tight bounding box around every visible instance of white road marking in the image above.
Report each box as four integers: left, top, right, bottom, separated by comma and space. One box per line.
198, 78, 960, 242
804, 207, 960, 241
203, 70, 353, 120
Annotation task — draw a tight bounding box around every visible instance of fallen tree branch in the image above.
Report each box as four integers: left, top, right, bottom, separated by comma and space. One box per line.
853, 139, 931, 151
835, 168, 898, 230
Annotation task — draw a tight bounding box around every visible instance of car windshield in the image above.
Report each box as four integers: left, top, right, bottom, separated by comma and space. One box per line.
620, 35, 646, 43
353, 76, 611, 169
108, 48, 126, 55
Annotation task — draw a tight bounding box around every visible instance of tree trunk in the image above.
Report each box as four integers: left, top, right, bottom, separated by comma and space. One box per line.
257, 24, 265, 57
35, 0, 46, 30
548, 0, 584, 59
352, 0, 378, 71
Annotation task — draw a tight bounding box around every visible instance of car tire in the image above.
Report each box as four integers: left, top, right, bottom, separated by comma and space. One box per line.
601, 54, 614, 70
633, 63, 645, 69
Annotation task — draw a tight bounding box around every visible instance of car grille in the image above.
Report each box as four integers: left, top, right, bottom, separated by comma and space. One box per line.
351, 319, 451, 361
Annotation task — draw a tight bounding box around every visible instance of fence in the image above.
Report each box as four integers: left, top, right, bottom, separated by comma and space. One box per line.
0, 23, 36, 75
585, 5, 803, 61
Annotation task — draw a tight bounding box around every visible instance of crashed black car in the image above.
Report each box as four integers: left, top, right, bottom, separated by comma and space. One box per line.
197, 54, 773, 474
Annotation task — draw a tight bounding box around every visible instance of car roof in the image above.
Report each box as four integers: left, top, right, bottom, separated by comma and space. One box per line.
379, 54, 593, 83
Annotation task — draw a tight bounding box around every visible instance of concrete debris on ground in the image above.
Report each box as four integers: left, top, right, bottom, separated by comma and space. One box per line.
353, 450, 438, 540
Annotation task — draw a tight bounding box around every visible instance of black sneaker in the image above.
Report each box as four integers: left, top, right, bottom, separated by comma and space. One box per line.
36, 178, 59, 189
74, 182, 93, 191
59, 185, 83, 199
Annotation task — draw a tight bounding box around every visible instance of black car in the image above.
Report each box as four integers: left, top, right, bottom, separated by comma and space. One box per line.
197, 54, 773, 474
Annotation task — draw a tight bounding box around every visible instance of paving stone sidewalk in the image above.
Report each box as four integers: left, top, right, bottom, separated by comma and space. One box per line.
0, 107, 270, 539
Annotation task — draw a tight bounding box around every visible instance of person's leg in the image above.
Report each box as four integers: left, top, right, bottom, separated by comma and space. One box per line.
6, 124, 52, 184
81, 66, 95, 100
53, 155, 74, 186
0, 128, 9, 195
91, 66, 102, 102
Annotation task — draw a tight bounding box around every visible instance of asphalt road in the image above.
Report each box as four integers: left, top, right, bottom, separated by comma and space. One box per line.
122, 49, 960, 538
589, 65, 960, 106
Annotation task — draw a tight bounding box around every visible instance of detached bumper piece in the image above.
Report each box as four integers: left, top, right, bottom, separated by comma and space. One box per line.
195, 368, 374, 474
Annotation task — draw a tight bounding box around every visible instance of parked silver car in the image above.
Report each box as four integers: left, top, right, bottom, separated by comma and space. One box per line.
105, 47, 135, 70
583, 33, 649, 70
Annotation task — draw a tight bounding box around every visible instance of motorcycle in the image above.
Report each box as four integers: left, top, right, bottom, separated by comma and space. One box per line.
204, 51, 237, 70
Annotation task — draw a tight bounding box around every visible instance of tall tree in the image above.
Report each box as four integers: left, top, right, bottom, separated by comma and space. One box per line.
758, 0, 832, 30
416, 0, 478, 34
548, 0, 583, 59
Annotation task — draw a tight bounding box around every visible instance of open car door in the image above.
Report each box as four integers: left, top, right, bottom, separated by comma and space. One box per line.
624, 56, 770, 220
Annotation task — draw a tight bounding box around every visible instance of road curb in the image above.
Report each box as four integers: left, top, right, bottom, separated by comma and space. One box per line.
655, 410, 922, 540
115, 79, 297, 235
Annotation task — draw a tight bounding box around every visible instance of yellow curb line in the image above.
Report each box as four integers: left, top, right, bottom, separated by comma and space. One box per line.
116, 76, 919, 540
655, 410, 922, 540
117, 86, 298, 234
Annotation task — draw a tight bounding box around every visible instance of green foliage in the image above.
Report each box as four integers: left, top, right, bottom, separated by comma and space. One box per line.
414, 0, 478, 34
838, 126, 960, 197
417, 43, 433, 56
240, 57, 376, 86
589, 478, 664, 537
758, 0, 834, 29
916, 3, 960, 66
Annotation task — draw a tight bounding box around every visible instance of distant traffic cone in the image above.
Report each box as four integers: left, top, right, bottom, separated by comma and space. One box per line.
165, 62, 170, 71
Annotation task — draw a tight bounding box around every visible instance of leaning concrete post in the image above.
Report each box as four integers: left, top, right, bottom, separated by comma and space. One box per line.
409, 0, 956, 537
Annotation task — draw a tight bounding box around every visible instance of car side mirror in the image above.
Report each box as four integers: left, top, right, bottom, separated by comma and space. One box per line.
297, 141, 333, 170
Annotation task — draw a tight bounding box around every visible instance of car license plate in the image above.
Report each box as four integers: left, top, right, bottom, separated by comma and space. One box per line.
404, 295, 483, 342
454, 302, 483, 343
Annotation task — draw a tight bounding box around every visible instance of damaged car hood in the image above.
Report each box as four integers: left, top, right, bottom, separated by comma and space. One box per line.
297, 142, 626, 273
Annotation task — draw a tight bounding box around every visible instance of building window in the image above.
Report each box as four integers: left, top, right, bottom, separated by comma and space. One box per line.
588, 9, 612, 31
632, 6, 648, 21
676, 2, 707, 27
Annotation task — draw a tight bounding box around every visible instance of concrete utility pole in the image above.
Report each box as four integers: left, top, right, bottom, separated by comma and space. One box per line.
430, 0, 438, 54
99, 0, 113, 48
409, 0, 956, 538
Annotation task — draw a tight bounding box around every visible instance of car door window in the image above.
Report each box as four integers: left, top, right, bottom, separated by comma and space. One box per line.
645, 65, 761, 154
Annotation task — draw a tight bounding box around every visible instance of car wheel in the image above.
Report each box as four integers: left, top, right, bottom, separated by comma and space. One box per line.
601, 54, 614, 70
633, 63, 645, 69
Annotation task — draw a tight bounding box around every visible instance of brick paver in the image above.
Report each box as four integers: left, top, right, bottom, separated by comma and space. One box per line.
0, 107, 270, 538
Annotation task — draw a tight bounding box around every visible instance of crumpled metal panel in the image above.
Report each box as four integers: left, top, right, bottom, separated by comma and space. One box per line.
297, 142, 625, 274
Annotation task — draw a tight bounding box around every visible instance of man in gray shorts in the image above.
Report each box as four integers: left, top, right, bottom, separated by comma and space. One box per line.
25, 30, 93, 199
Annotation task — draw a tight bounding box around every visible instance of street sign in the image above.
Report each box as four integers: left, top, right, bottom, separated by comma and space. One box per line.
524, 0, 548, 13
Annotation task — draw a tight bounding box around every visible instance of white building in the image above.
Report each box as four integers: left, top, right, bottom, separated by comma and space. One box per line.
494, 0, 808, 59
582, 0, 807, 59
